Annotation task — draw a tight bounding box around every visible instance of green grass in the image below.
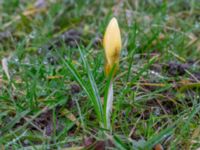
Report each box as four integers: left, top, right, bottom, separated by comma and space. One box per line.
0, 0, 200, 149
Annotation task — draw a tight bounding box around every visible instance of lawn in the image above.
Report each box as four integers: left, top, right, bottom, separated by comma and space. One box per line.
0, 0, 200, 149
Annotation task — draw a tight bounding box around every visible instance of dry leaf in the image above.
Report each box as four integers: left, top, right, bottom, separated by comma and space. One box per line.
61, 109, 80, 127
62, 146, 83, 150
154, 144, 164, 150
47, 75, 63, 79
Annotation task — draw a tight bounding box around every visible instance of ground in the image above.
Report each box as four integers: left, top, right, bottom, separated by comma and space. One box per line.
0, 0, 200, 149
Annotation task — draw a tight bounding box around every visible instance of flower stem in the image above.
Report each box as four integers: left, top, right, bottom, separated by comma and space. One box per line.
106, 80, 113, 130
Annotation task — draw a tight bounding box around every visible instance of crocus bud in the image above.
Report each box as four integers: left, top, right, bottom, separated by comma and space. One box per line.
103, 17, 121, 76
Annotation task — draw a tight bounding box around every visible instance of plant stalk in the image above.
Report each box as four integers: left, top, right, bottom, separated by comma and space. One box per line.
106, 80, 113, 130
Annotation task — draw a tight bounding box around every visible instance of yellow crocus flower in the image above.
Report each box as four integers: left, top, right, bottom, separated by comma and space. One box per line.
103, 17, 122, 129
103, 17, 122, 76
